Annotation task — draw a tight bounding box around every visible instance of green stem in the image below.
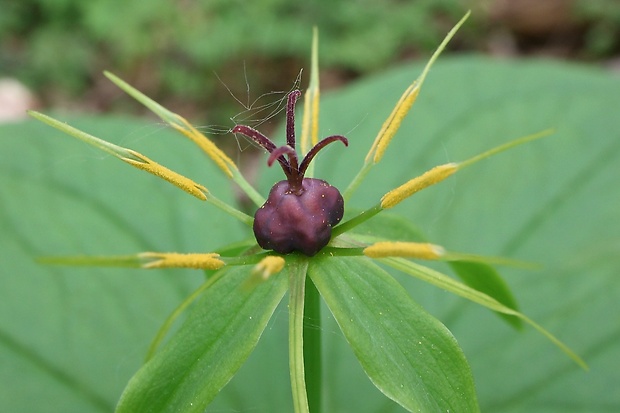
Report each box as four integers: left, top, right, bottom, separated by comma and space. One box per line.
343, 162, 371, 201
231, 168, 266, 207
289, 257, 310, 413
457, 128, 554, 170
304, 276, 322, 413
206, 192, 254, 226
331, 203, 382, 238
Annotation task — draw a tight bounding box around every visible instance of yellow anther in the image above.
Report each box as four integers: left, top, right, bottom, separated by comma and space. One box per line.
363, 242, 445, 260
381, 163, 457, 209
104, 71, 238, 178
170, 115, 237, 177
367, 82, 420, 164
140, 252, 225, 270
242, 255, 286, 290
252, 255, 286, 280
121, 150, 208, 201
27, 110, 209, 201
301, 26, 321, 155
311, 89, 320, 147
364, 12, 470, 166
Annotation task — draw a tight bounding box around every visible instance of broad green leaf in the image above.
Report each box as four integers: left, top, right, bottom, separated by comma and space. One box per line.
0, 116, 244, 412
116, 265, 287, 412
312, 58, 620, 411
309, 256, 479, 412
347, 212, 523, 329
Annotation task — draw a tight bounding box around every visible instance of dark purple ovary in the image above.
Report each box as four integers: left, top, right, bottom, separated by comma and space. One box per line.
253, 178, 344, 256
232, 89, 347, 257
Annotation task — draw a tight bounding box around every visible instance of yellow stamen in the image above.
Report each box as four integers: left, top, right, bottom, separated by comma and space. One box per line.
104, 70, 266, 206
27, 110, 209, 201
140, 252, 225, 270
122, 150, 207, 200
367, 83, 420, 164
381, 163, 457, 209
170, 115, 236, 177
311, 89, 320, 147
104, 71, 238, 178
242, 255, 286, 290
253, 256, 286, 280
364, 11, 470, 165
364, 242, 445, 260
301, 26, 321, 155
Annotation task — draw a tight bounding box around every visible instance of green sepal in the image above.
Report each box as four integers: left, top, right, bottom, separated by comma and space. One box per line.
115, 265, 288, 413
309, 256, 480, 412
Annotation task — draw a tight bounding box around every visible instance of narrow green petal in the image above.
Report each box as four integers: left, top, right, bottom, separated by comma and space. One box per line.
38, 252, 227, 270
104, 71, 265, 206
104, 71, 234, 174
332, 204, 383, 238
28, 111, 259, 222
28, 111, 209, 201
27, 111, 135, 159
344, 11, 470, 200
383, 257, 587, 369
103, 72, 180, 127
37, 255, 143, 268
338, 212, 527, 330
145, 274, 221, 361
457, 128, 555, 170
367, 11, 471, 164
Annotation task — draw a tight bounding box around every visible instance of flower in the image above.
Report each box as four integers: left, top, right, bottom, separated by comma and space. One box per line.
29, 11, 585, 413
232, 89, 348, 256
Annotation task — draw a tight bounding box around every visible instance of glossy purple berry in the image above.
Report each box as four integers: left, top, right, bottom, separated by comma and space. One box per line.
232, 90, 348, 256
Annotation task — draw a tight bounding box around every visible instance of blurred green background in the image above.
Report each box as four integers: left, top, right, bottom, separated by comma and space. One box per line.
2, 0, 619, 127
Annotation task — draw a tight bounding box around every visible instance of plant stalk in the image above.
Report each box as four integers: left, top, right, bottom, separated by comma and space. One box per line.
304, 276, 322, 412
289, 257, 310, 413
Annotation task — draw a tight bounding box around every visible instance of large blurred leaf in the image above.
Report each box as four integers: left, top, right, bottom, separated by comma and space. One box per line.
2, 56, 619, 412
311, 57, 620, 411
0, 117, 244, 412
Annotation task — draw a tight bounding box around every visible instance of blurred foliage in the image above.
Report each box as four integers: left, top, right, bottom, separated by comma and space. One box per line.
574, 0, 620, 56
1, 0, 619, 124
0, 0, 466, 119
